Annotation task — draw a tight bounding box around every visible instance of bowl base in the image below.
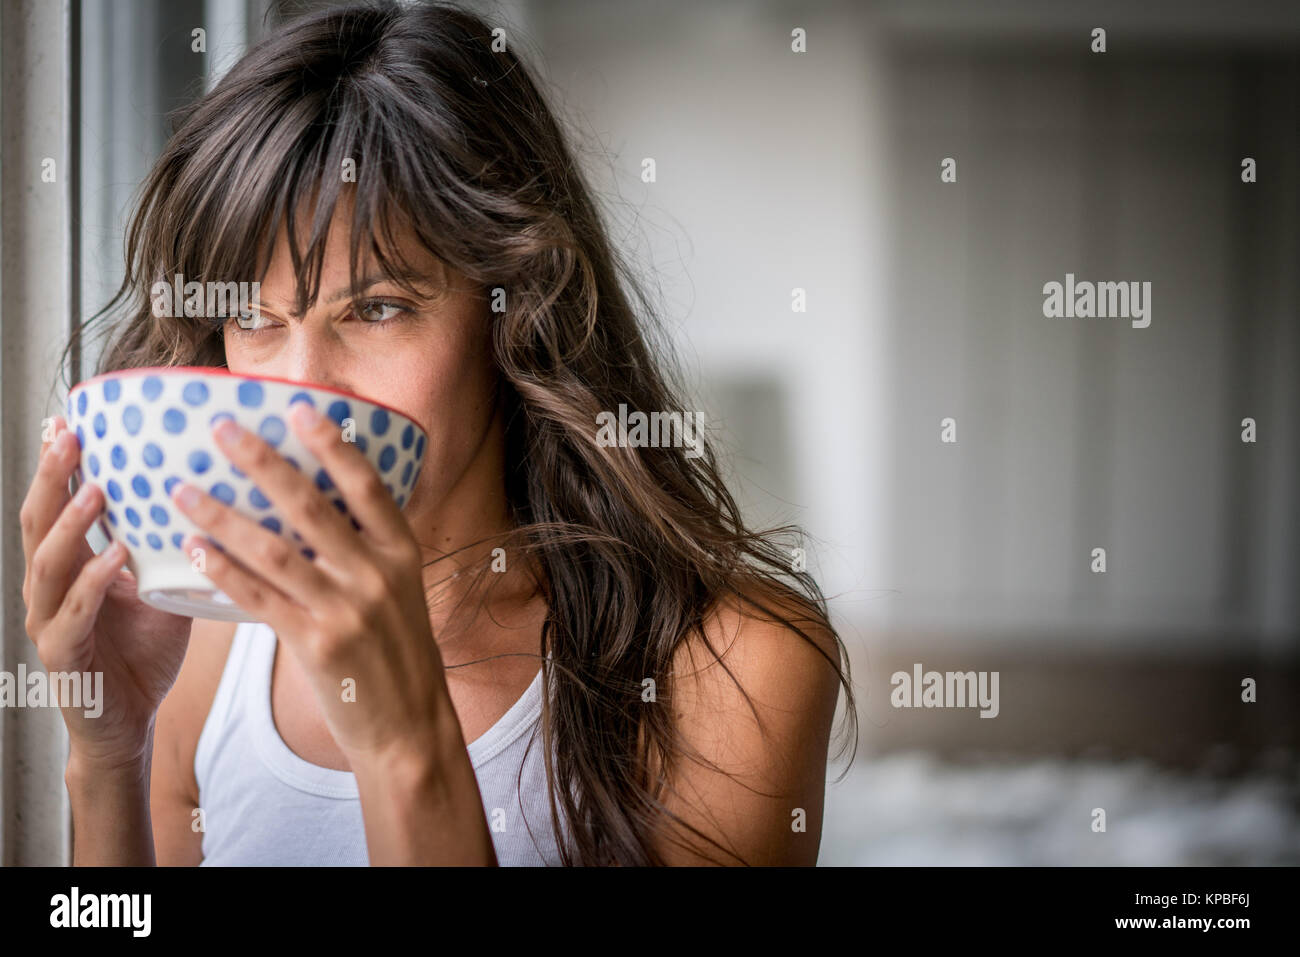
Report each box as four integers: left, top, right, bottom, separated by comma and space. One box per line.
141, 586, 263, 623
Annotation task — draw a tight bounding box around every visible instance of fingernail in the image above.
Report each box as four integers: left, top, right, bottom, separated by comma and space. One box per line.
174, 483, 202, 508
214, 418, 241, 445
290, 401, 319, 427
74, 481, 96, 509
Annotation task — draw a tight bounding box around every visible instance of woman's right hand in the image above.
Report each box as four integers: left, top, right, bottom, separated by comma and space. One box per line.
21, 414, 194, 772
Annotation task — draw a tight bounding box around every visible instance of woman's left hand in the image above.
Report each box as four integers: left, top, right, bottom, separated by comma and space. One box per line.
170, 400, 451, 775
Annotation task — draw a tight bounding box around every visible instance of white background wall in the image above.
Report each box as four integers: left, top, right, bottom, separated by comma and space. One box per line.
511, 0, 1299, 657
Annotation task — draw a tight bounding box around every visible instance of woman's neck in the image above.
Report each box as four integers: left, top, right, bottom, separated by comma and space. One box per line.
407, 398, 544, 654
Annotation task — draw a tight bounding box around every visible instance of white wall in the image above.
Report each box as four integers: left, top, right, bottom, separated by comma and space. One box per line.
520, 0, 893, 644
520, 0, 1299, 655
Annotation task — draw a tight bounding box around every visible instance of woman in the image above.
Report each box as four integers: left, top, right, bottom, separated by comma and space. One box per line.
22, 0, 857, 865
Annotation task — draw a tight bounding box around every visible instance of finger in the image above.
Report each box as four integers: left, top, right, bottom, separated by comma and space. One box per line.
38, 415, 68, 464
286, 400, 413, 545
25, 423, 68, 610
40, 541, 127, 672
207, 415, 363, 568
22, 427, 84, 562
26, 479, 106, 628
169, 480, 335, 604
181, 532, 314, 635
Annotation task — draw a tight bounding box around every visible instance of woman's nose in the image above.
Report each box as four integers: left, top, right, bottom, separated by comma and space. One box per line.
280, 327, 347, 391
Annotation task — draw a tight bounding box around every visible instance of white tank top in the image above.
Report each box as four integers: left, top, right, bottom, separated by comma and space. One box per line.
194, 621, 569, 865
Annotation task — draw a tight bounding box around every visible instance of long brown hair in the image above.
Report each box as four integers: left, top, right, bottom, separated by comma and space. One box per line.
63, 0, 858, 865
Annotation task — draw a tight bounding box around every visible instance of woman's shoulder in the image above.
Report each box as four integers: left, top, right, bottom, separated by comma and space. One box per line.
646, 584, 843, 864
669, 583, 842, 727
682, 584, 840, 682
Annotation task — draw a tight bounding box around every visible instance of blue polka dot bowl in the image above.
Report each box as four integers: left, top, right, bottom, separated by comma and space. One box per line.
65, 367, 428, 622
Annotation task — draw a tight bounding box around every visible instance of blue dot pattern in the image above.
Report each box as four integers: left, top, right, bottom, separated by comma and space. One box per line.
237, 381, 263, 408
327, 400, 350, 426
259, 415, 286, 446
65, 374, 428, 571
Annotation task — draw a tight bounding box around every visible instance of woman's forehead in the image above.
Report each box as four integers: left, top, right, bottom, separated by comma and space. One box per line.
259, 194, 449, 290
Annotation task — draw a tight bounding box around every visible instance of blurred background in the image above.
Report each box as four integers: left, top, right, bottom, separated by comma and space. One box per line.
1, 0, 1297, 864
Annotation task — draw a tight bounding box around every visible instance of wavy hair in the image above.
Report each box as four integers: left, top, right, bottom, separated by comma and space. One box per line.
61, 0, 859, 865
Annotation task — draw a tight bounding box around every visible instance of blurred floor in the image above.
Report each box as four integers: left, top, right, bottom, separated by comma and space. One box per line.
820, 749, 1300, 865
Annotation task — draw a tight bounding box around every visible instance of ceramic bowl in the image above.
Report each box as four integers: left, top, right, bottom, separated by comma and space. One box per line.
65, 367, 427, 622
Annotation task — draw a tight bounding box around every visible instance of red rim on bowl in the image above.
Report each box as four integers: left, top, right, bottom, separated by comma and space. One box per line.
68, 366, 420, 424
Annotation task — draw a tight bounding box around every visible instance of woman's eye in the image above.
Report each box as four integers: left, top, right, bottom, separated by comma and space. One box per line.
231, 310, 273, 333
354, 300, 407, 323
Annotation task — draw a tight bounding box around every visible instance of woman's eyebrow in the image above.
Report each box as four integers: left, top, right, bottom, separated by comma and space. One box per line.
257, 268, 438, 319
318, 269, 430, 305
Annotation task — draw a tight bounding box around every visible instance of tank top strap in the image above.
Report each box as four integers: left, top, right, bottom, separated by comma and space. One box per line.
194, 619, 260, 788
